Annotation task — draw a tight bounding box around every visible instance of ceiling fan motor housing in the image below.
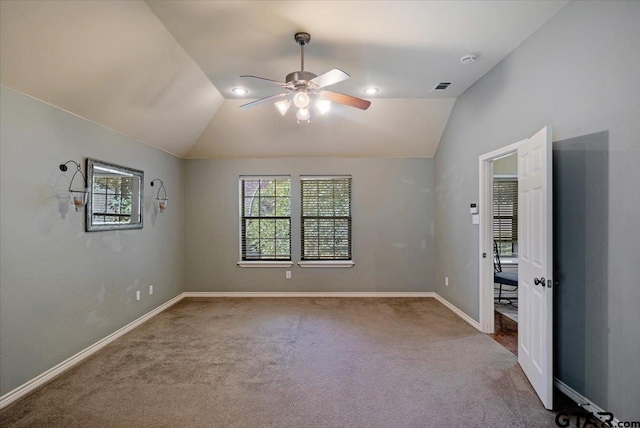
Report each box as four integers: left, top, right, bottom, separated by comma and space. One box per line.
286, 70, 317, 86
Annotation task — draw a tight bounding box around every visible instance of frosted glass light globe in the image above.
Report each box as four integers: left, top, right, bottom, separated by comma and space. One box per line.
315, 99, 331, 115
296, 108, 310, 121
293, 91, 310, 109
274, 99, 291, 116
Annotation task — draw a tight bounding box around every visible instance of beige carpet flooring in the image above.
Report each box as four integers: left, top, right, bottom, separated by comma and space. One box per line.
0, 298, 558, 427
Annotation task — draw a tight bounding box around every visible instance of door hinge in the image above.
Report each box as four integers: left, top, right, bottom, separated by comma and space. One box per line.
483, 253, 487, 258
548, 279, 553, 288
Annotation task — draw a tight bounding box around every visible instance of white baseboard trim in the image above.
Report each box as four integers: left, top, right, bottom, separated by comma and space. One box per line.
554, 378, 620, 425
432, 294, 482, 331
183, 291, 436, 298
0, 294, 184, 410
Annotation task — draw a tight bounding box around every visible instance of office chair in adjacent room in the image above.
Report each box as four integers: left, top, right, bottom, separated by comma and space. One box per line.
494, 240, 518, 307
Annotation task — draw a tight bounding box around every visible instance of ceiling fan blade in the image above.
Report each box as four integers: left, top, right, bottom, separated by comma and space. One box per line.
240, 93, 287, 109
309, 69, 350, 89
320, 91, 371, 110
240, 75, 287, 87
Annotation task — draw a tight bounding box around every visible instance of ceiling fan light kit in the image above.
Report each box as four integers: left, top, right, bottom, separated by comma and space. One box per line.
296, 107, 311, 122
316, 99, 331, 115
293, 91, 310, 109
240, 32, 371, 124
274, 99, 291, 116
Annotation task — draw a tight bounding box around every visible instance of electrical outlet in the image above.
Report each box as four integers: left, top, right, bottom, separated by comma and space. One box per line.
285, 270, 292, 279
149, 285, 153, 295
136, 290, 141, 301
445, 277, 449, 286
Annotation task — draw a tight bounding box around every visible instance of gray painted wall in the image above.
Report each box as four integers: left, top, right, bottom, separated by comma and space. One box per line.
553, 132, 609, 411
0, 86, 185, 395
185, 158, 435, 293
434, 1, 639, 419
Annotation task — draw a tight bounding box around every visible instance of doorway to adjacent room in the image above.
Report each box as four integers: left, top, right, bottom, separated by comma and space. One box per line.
490, 152, 518, 355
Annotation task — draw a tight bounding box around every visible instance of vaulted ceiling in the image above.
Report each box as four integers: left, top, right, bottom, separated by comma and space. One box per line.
0, 1, 568, 158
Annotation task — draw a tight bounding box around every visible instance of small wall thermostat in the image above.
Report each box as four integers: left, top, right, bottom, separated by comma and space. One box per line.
470, 203, 478, 214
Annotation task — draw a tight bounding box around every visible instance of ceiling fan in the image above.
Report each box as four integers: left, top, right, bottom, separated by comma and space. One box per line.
240, 32, 371, 123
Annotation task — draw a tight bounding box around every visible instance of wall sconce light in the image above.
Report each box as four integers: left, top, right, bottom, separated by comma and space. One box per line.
59, 160, 88, 212
150, 179, 168, 213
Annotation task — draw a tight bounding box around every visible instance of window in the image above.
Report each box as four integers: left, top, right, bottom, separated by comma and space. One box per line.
240, 177, 291, 261
86, 158, 143, 232
493, 178, 518, 257
92, 174, 134, 224
301, 176, 352, 261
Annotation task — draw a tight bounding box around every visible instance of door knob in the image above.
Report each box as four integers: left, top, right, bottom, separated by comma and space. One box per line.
534, 277, 546, 286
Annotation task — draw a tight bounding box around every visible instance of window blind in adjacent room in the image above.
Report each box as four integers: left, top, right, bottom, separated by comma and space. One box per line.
493, 178, 518, 256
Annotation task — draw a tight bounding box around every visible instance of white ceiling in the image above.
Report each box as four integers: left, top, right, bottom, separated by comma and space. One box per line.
0, 1, 569, 159
147, 1, 568, 99
0, 0, 223, 158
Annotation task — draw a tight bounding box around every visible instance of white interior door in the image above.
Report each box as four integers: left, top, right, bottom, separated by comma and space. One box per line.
517, 126, 553, 409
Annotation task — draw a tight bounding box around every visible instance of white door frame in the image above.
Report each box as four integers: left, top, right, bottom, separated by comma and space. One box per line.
478, 140, 523, 334
479, 128, 554, 409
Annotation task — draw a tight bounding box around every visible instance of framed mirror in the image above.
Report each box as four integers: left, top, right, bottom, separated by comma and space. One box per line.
86, 158, 143, 232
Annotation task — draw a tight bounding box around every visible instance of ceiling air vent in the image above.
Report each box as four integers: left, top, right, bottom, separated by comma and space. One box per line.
432, 82, 452, 91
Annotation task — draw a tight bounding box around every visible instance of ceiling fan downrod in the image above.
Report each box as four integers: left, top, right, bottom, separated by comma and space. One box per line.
286, 33, 316, 85
295, 32, 311, 72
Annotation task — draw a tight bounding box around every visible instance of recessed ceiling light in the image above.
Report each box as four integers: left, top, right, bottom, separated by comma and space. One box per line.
232, 87, 248, 96
363, 87, 379, 95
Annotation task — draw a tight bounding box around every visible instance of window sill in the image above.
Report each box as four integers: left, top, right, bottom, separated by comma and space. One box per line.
237, 261, 293, 268
298, 261, 355, 268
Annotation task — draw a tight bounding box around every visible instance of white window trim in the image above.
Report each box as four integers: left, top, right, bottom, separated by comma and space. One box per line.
300, 175, 352, 262
298, 261, 354, 268
239, 175, 292, 263
300, 175, 352, 180
238, 261, 294, 268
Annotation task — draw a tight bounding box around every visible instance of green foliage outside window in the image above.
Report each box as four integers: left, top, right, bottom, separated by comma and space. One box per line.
242, 178, 291, 260
93, 176, 133, 223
